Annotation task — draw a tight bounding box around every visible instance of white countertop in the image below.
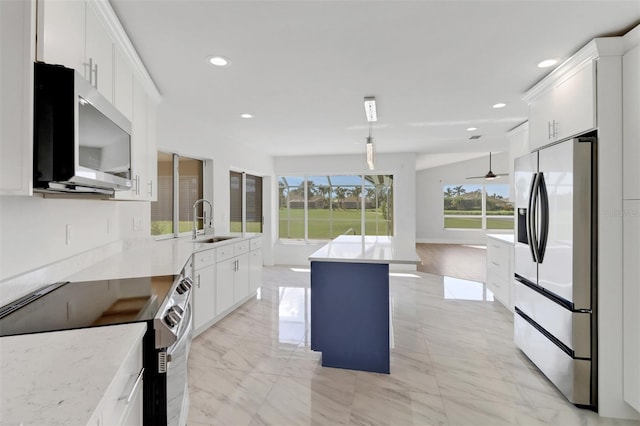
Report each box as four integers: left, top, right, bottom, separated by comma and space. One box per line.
308, 235, 421, 265
0, 323, 146, 426
486, 233, 515, 244
66, 233, 259, 282
0, 233, 262, 425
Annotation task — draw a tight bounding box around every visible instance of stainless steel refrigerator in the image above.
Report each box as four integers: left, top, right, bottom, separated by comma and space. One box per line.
513, 133, 597, 409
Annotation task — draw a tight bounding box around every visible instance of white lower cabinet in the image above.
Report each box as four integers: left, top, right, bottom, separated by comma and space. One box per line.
249, 249, 263, 294
623, 199, 640, 411
216, 256, 236, 315
193, 248, 216, 335
193, 236, 263, 336
215, 241, 250, 314
486, 235, 514, 312
93, 334, 144, 426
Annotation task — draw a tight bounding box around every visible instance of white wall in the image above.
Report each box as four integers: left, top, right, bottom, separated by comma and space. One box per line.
272, 152, 416, 265
155, 103, 276, 264
416, 152, 510, 244
0, 195, 150, 303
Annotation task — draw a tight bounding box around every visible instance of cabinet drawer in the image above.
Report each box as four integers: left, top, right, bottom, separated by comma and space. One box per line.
234, 241, 250, 256
250, 237, 262, 251
100, 338, 144, 426
217, 245, 235, 262
487, 239, 509, 260
193, 248, 216, 270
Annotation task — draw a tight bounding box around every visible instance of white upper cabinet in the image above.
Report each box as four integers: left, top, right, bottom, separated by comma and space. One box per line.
31, 0, 161, 199
84, 2, 114, 102
113, 45, 133, 121
1, 0, 34, 196
146, 98, 158, 201
37, 0, 115, 101
525, 60, 596, 151
623, 43, 640, 200
114, 78, 147, 200
36, 0, 86, 75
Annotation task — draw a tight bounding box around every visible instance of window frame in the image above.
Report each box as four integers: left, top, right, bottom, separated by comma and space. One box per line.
229, 170, 263, 234
151, 152, 206, 240
442, 183, 513, 231
278, 174, 394, 242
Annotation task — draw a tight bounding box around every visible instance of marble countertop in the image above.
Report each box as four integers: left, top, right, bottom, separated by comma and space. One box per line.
0, 233, 262, 425
66, 233, 259, 282
309, 235, 421, 265
486, 233, 515, 244
0, 323, 146, 426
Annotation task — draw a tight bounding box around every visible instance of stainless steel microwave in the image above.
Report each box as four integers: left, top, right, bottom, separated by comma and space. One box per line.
33, 62, 132, 194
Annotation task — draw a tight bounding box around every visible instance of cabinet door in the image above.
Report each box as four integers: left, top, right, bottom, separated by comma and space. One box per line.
216, 258, 235, 315
553, 60, 596, 141
146, 99, 158, 201
193, 264, 216, 332
528, 61, 596, 151
113, 45, 133, 120
36, 0, 86, 75
234, 253, 250, 303
114, 79, 146, 200
85, 2, 113, 102
486, 238, 511, 310
623, 45, 640, 200
1, 0, 34, 195
249, 249, 263, 294
623, 199, 640, 411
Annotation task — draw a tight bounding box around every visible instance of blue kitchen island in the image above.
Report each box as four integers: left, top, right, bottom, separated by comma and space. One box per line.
309, 235, 421, 374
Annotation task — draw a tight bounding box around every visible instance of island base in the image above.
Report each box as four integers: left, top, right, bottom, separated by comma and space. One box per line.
310, 261, 390, 374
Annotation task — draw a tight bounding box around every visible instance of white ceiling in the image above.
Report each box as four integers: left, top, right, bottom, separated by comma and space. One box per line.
110, 0, 639, 165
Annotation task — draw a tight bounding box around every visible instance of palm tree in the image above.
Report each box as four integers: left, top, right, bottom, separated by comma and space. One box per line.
453, 185, 466, 197
335, 187, 347, 209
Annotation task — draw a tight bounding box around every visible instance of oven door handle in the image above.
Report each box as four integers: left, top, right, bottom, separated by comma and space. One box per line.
119, 367, 144, 404
167, 303, 192, 363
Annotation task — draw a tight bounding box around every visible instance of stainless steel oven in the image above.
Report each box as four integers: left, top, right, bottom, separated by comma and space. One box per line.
0, 265, 194, 426
165, 302, 192, 426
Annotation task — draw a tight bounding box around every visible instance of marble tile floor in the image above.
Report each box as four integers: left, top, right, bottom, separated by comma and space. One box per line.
187, 266, 639, 426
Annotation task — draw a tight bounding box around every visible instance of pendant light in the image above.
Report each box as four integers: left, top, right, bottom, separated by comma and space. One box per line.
364, 97, 376, 170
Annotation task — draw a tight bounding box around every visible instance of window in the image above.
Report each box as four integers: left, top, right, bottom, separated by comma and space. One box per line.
279, 174, 393, 241
151, 153, 204, 237
443, 183, 513, 230
229, 171, 263, 233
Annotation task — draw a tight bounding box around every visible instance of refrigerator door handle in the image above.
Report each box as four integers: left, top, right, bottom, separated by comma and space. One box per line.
537, 172, 549, 263
527, 173, 541, 263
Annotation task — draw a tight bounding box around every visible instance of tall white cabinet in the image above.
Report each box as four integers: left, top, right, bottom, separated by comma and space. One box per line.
522, 26, 640, 419
622, 27, 640, 414
0, 0, 34, 196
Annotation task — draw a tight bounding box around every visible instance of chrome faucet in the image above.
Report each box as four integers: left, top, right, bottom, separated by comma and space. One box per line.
192, 199, 213, 239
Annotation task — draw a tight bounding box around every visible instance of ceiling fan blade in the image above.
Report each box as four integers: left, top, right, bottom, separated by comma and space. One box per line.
465, 175, 486, 179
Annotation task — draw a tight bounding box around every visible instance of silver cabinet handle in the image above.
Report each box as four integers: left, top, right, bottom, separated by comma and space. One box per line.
94, 62, 98, 89
148, 180, 153, 196
119, 367, 144, 404
197, 274, 201, 288
547, 121, 552, 140
88, 57, 94, 85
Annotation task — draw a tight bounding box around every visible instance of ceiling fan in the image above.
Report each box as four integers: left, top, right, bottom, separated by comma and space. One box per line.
466, 152, 508, 180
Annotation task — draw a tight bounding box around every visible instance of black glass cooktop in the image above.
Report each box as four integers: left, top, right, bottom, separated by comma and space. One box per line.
0, 275, 177, 337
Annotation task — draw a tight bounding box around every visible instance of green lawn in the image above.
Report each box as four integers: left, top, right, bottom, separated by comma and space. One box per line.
444, 217, 514, 230
279, 208, 390, 239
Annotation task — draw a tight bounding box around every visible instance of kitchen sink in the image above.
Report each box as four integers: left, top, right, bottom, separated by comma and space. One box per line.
194, 236, 236, 244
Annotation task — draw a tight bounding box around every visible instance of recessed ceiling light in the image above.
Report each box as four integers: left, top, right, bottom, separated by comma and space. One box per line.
240, 113, 253, 119
466, 127, 477, 131
208, 56, 231, 67
493, 103, 506, 109
537, 59, 558, 68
